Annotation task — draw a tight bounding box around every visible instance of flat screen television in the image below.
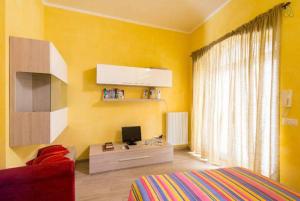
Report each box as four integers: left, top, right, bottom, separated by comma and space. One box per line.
122, 126, 141, 145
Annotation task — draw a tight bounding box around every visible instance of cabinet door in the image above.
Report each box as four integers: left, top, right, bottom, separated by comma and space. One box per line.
135, 67, 151, 86
49, 43, 68, 83
50, 108, 68, 143
126, 67, 172, 87
97, 64, 137, 86
143, 69, 172, 87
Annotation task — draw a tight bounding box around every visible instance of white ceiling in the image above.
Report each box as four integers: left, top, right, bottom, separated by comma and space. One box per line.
43, 0, 230, 33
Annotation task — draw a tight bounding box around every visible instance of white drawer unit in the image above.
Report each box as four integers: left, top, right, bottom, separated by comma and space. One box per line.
89, 143, 173, 174
96, 64, 172, 87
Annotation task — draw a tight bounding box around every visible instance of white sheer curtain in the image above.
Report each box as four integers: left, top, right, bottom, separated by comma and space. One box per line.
192, 5, 282, 180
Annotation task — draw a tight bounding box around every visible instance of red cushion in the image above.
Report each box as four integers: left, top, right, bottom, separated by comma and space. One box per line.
33, 154, 71, 165
26, 159, 34, 166
26, 145, 70, 166
27, 150, 69, 166
37, 145, 68, 157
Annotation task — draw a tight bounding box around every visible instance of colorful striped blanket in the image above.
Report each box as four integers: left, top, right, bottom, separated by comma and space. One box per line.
128, 167, 300, 201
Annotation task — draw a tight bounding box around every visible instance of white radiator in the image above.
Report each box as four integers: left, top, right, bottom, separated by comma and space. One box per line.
167, 112, 188, 145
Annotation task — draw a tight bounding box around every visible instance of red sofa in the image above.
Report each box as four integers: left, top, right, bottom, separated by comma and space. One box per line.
0, 160, 75, 201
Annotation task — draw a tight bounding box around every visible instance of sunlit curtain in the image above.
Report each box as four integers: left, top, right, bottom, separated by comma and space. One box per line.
191, 5, 282, 180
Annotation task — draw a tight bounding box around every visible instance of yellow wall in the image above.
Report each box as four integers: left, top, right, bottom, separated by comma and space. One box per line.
44, 7, 191, 160
0, 0, 6, 169
190, 0, 300, 192
3, 0, 45, 167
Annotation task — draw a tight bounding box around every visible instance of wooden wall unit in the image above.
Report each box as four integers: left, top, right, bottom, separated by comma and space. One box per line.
10, 36, 68, 147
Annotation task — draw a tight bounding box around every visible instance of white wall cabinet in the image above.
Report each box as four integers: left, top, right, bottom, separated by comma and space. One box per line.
97, 64, 172, 87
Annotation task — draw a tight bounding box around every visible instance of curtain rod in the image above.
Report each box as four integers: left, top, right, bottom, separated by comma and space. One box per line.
191, 2, 291, 58
282, 2, 291, 9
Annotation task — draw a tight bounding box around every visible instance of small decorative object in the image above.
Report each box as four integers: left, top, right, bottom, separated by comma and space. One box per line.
149, 87, 156, 99
119, 89, 125, 99
144, 135, 164, 145
142, 89, 149, 99
115, 89, 124, 99
103, 142, 114, 151
110, 89, 116, 99
103, 88, 125, 100
154, 134, 163, 143
103, 88, 108, 99
114, 88, 118, 99
156, 88, 161, 99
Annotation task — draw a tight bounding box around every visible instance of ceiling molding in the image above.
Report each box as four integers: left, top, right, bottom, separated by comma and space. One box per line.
43, 0, 231, 34
189, 0, 231, 33
42, 0, 189, 34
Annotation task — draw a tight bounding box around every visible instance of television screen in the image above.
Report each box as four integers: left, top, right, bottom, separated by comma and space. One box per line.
122, 126, 141, 144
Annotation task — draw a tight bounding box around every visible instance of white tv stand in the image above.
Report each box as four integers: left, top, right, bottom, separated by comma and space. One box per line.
89, 142, 173, 174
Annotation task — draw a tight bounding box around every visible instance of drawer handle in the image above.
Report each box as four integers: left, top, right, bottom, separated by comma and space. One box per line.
118, 156, 150, 162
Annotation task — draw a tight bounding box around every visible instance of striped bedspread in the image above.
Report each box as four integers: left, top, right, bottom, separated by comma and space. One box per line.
128, 167, 300, 201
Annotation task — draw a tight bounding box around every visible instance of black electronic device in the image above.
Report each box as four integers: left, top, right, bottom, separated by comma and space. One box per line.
122, 126, 141, 145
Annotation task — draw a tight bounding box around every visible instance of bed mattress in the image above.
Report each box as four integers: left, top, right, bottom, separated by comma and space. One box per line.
128, 167, 300, 201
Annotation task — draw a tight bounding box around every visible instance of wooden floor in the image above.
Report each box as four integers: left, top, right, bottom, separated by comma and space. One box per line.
75, 149, 217, 201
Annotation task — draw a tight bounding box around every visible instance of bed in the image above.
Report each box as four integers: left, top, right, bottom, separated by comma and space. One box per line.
128, 167, 300, 201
